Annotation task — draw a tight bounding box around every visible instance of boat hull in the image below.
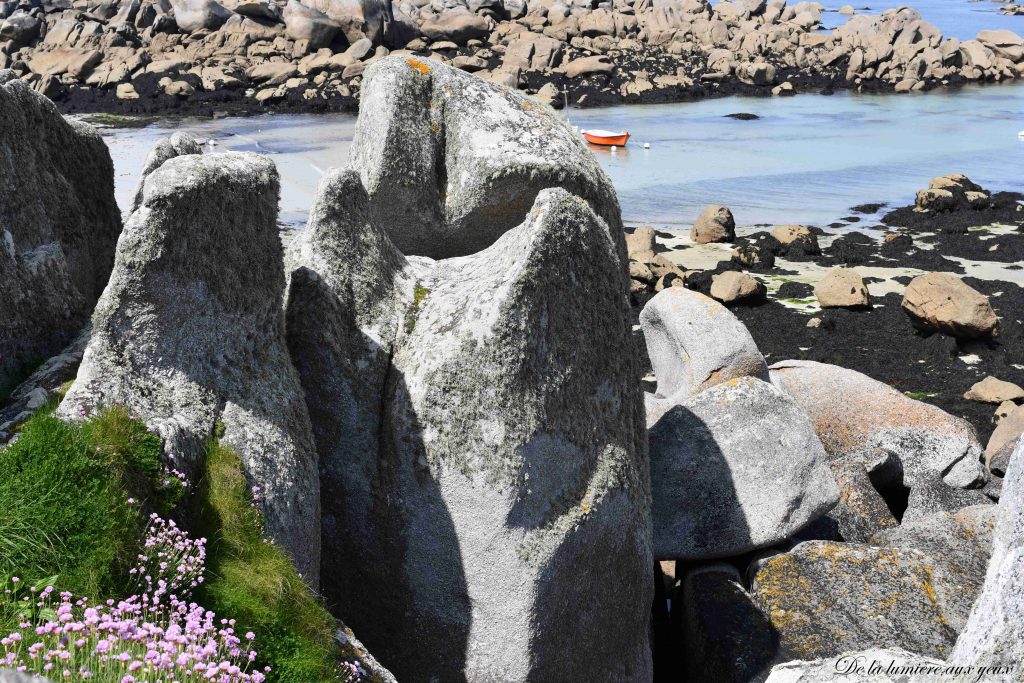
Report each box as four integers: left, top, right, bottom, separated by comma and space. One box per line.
584, 131, 630, 146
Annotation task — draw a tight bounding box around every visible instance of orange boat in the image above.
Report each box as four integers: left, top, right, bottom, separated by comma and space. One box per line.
583, 129, 630, 146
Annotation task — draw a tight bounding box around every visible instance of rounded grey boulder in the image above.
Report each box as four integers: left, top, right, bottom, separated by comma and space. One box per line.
641, 286, 768, 426
770, 360, 987, 489
650, 376, 839, 560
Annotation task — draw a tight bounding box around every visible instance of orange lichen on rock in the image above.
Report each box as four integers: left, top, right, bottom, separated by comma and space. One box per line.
406, 57, 430, 75
751, 541, 959, 660
776, 365, 973, 451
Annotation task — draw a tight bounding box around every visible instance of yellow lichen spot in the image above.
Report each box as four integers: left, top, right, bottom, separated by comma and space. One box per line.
921, 576, 938, 605
406, 57, 430, 75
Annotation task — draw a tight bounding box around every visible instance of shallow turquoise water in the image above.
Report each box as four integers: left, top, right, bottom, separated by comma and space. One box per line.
100, 78, 1023, 231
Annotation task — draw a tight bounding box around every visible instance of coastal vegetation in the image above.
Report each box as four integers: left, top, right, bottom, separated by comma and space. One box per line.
193, 440, 345, 683
0, 405, 350, 682
0, 403, 176, 613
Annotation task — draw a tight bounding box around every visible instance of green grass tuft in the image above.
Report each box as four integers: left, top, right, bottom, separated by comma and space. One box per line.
0, 405, 174, 628
904, 391, 938, 400
194, 440, 344, 683
404, 283, 431, 334
1, 407, 347, 680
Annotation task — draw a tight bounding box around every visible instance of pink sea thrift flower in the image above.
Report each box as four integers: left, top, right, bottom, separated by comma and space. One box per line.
1, 517, 268, 683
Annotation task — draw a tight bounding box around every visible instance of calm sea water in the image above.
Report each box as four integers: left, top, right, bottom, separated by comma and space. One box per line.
99, 79, 1024, 230
572, 81, 1024, 227
96, 0, 1024, 231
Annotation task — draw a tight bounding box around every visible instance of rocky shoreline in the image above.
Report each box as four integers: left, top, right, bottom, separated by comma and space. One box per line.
628, 173, 1024, 452
1, 0, 1024, 115
3, 53, 1024, 682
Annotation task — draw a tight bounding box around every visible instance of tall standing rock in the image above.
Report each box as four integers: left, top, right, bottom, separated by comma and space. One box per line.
58, 152, 320, 585
0, 70, 120, 391
349, 55, 622, 259
286, 168, 416, 632
287, 177, 652, 681
129, 132, 203, 213
299, 0, 388, 44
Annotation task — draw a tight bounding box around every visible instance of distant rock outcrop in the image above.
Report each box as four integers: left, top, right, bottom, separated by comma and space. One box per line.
914, 173, 990, 213
58, 151, 321, 585
287, 170, 652, 681
0, 70, 120, 392
348, 55, 622, 259
3, 0, 1024, 113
